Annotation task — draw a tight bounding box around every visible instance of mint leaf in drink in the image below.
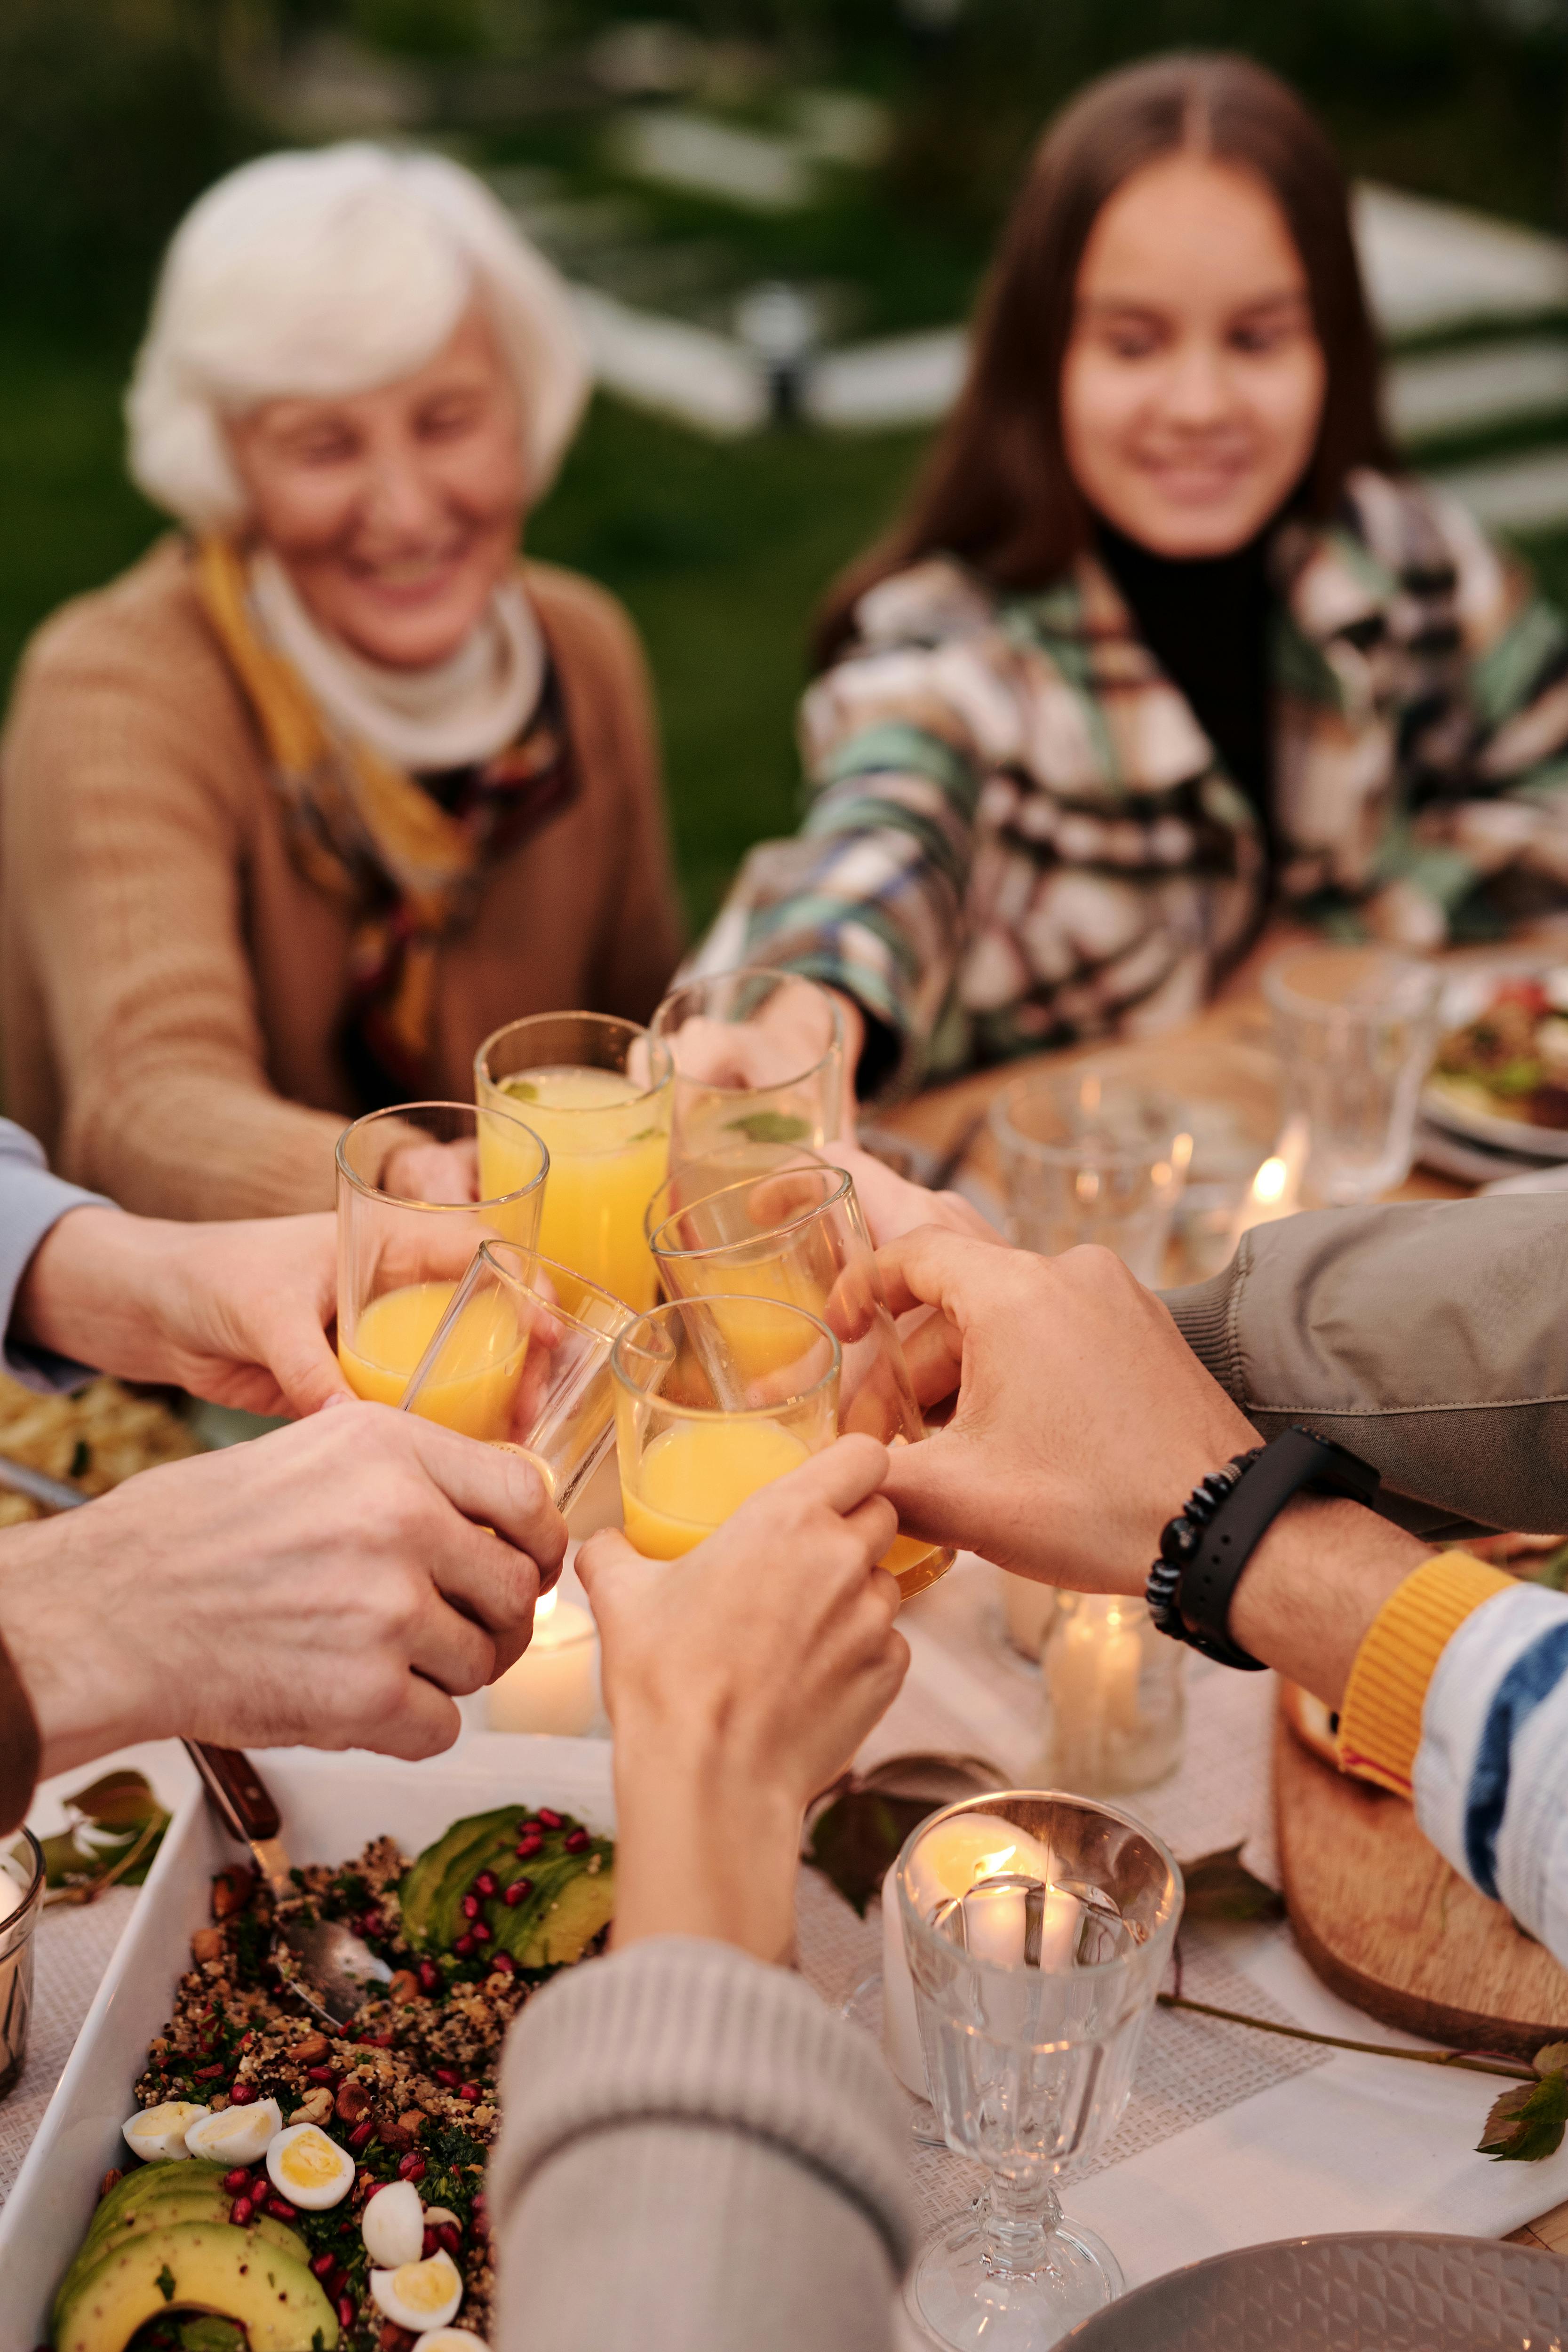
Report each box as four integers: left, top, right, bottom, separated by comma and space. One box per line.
724, 1111, 811, 1145
1478, 2069, 1568, 2161
501, 1079, 539, 1102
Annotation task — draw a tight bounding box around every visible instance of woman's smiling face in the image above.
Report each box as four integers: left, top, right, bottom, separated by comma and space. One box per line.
225, 304, 525, 670
1059, 151, 1328, 558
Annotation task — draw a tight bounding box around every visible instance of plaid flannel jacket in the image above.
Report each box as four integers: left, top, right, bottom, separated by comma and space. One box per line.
700, 469, 1568, 1095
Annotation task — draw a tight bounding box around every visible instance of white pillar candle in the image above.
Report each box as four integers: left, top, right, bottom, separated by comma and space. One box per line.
487, 1591, 599, 1736
1001, 1573, 1056, 1661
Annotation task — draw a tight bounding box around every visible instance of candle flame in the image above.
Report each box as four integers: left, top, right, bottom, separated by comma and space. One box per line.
1252, 1154, 1289, 1205
535, 1586, 559, 1622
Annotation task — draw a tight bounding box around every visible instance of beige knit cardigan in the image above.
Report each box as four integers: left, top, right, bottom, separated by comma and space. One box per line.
0, 537, 685, 1218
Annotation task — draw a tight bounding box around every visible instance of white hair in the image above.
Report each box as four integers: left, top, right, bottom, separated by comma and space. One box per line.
126, 143, 591, 532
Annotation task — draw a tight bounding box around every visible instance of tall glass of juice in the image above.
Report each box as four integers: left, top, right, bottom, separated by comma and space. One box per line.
336, 1101, 548, 1408
649, 968, 845, 1165
401, 1239, 635, 1510
475, 1012, 672, 1312
647, 1161, 956, 1601
611, 1296, 840, 1559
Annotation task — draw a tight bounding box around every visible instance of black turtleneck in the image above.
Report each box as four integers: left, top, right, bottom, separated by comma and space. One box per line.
1094, 518, 1274, 831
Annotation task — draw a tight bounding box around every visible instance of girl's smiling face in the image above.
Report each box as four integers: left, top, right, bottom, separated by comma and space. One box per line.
1060, 150, 1329, 558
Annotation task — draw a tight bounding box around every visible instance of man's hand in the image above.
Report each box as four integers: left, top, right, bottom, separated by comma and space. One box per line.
578, 1437, 907, 1962
0, 1404, 566, 1773
873, 1228, 1260, 1593
16, 1207, 349, 1415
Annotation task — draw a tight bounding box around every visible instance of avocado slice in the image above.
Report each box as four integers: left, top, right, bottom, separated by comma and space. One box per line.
54, 2220, 337, 2352
400, 1805, 522, 1949
512, 1861, 616, 1967
82, 2165, 231, 2254
59, 2207, 307, 2330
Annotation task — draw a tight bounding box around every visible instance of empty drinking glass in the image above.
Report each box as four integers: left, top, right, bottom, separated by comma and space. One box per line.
1264, 945, 1441, 1206
989, 1072, 1191, 1281
898, 1792, 1182, 2350
649, 968, 846, 1163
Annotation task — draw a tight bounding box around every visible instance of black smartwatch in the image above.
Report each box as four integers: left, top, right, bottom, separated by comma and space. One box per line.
1146, 1425, 1382, 1670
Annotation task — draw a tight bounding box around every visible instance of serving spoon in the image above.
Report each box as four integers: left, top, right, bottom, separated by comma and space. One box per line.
0, 1452, 390, 2026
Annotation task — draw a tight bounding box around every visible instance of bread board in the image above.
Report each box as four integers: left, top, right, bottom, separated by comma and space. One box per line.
1274, 1701, 1568, 2058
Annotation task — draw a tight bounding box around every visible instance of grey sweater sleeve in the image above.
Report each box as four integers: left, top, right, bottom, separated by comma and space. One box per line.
1163, 1193, 1568, 1537
489, 1936, 915, 2352
0, 1118, 111, 1392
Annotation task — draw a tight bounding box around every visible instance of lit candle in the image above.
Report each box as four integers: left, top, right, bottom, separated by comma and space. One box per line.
486, 1589, 599, 1735
1002, 1574, 1056, 1661
1232, 1112, 1309, 1240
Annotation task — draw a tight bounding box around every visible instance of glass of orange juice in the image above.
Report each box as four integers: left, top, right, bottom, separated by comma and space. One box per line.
611, 1296, 841, 1560
646, 1162, 955, 1600
649, 969, 845, 1164
335, 1101, 548, 1409
401, 1239, 635, 1514
475, 1012, 672, 1313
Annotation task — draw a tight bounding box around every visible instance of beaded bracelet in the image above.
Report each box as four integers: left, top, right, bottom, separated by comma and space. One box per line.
1146, 1450, 1265, 1663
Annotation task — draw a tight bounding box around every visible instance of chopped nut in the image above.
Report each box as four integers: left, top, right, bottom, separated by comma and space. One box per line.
396, 2110, 424, 2140
377, 2118, 412, 2153
292, 2031, 330, 2066
211, 1865, 254, 1922
97, 2169, 123, 2203
190, 1927, 224, 1965
378, 2323, 416, 2352
387, 1969, 420, 2006
290, 2087, 335, 2127
335, 2079, 371, 2125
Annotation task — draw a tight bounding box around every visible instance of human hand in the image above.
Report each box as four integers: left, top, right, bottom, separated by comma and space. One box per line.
873, 1229, 1259, 1594
577, 1436, 907, 1960
0, 1404, 567, 1774
16, 1206, 349, 1415
833, 1142, 1000, 1249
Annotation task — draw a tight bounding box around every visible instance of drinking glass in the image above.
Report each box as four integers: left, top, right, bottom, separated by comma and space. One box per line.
475, 1011, 672, 1312
898, 1792, 1182, 2350
1036, 1595, 1186, 1796
1264, 945, 1442, 1206
611, 1296, 840, 1558
648, 1162, 955, 1600
336, 1102, 549, 1407
989, 1073, 1191, 1281
400, 1240, 635, 1511
0, 1830, 45, 2101
649, 967, 845, 1163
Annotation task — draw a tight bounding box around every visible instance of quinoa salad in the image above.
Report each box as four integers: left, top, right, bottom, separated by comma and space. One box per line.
52, 1804, 614, 2352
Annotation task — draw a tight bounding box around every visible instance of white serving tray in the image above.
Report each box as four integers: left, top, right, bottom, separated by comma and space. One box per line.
0, 1735, 615, 2350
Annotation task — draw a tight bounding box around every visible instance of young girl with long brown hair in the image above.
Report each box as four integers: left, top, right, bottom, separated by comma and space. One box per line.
703, 51, 1568, 1097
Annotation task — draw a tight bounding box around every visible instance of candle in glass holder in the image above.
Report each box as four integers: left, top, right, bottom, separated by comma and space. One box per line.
1037, 1592, 1184, 1795
487, 1589, 598, 1735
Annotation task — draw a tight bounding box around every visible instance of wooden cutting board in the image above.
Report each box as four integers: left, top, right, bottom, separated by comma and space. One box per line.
1274, 1701, 1568, 2057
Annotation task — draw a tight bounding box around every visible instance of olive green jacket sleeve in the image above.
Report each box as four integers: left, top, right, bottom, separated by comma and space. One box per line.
1163, 1195, 1568, 1540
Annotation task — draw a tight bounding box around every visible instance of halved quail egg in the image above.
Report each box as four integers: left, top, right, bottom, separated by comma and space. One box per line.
370, 2251, 463, 2331
414, 2334, 488, 2352
184, 2098, 282, 2168
122, 2103, 208, 2162
265, 2122, 355, 2209
362, 2177, 425, 2268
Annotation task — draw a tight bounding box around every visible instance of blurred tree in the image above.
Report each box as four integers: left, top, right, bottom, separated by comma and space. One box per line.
0, 0, 255, 339
349, 0, 488, 56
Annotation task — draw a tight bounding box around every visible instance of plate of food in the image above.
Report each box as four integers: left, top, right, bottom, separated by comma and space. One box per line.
1423, 964, 1568, 1159
0, 1736, 614, 2352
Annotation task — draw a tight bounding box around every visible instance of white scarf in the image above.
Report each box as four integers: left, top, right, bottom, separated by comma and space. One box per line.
248, 550, 546, 773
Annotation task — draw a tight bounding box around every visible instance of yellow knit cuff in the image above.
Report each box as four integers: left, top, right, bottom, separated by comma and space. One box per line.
1336, 1551, 1517, 1796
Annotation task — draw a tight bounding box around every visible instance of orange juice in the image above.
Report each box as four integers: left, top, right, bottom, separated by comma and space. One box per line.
482, 1068, 669, 1311
620, 1416, 812, 1558
340, 1281, 524, 1437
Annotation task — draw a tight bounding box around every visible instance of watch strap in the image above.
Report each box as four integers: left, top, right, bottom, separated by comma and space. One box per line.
1180, 1425, 1382, 1669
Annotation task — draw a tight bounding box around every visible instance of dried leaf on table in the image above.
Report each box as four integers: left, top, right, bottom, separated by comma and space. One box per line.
42, 1766, 170, 1903
1534, 2041, 1568, 2078
1477, 2068, 1568, 2162
804, 1789, 936, 1916
1180, 1842, 1286, 1923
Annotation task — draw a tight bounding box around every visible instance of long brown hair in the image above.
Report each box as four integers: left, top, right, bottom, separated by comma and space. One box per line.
813, 52, 1394, 668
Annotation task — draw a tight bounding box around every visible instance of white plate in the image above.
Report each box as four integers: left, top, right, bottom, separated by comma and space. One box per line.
1422, 957, 1568, 1160
0, 1734, 614, 2351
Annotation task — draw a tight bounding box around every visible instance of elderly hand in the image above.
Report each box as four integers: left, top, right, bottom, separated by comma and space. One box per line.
0, 1404, 565, 1776
874, 1229, 1260, 1595
577, 1437, 907, 1962
16, 1206, 350, 1415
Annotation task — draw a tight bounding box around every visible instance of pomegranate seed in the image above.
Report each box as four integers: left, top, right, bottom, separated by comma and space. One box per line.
229, 2083, 257, 2106
490, 1952, 516, 1978
417, 1960, 440, 1994
311, 2252, 336, 2280
564, 1828, 589, 1854
536, 1808, 563, 1829
434, 2066, 460, 2088
503, 1878, 532, 1907
306, 2065, 335, 2084
229, 2198, 253, 2227
337, 2296, 355, 2329
513, 1841, 542, 1865
239, 2032, 254, 2050
460, 1894, 480, 1922
397, 2153, 426, 2184
453, 1932, 475, 1957
474, 1869, 498, 1898
518, 1817, 542, 1834
362, 2176, 386, 2198
349, 2121, 374, 2150
193, 2064, 223, 2082
437, 2221, 462, 2257
422, 2227, 438, 2260
269, 2194, 297, 2222
223, 2168, 250, 2193
470, 1920, 492, 1945
361, 2031, 396, 2048
458, 2083, 479, 2104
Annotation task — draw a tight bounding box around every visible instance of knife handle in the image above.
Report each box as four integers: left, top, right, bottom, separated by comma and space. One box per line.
184, 1740, 281, 1843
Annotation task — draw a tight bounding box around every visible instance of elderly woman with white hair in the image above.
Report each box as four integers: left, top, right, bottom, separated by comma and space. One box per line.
0, 143, 683, 1216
